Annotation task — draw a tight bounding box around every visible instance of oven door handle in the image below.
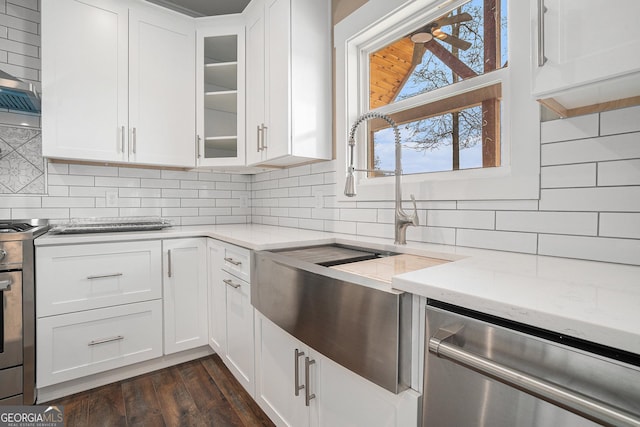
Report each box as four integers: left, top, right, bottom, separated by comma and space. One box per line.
429, 329, 640, 427
0, 278, 11, 291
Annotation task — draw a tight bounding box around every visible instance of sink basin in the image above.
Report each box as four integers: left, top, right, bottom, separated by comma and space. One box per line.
270, 243, 397, 267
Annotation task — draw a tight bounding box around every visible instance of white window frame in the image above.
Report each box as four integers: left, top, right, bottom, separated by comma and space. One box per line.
334, 0, 540, 203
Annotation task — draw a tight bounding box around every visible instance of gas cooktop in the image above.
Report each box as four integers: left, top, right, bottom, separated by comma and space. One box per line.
0, 219, 49, 241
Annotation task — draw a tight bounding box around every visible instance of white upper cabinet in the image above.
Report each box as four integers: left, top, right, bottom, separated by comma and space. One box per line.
196, 16, 246, 167
245, 0, 332, 167
531, 0, 640, 116
42, 0, 196, 168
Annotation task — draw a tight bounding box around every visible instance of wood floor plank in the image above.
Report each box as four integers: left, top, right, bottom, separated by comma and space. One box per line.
122, 373, 166, 427
53, 394, 89, 427
151, 364, 207, 427
201, 355, 275, 427
86, 383, 127, 427
178, 359, 244, 427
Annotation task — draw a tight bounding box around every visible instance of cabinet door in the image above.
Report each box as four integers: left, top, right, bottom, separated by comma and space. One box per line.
163, 238, 208, 355
255, 313, 310, 427
223, 271, 255, 396
129, 5, 196, 168
196, 19, 246, 167
42, 0, 128, 162
207, 240, 226, 355
311, 353, 420, 427
532, 0, 640, 97
245, 0, 267, 166
264, 0, 291, 162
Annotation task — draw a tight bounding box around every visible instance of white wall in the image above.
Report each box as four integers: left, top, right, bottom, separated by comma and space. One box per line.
0, 0, 250, 226
252, 106, 640, 266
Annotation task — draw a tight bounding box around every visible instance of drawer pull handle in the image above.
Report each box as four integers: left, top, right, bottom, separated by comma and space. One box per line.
304, 356, 316, 406
0, 279, 12, 291
88, 335, 124, 346
87, 273, 123, 280
168, 249, 172, 278
224, 257, 242, 266
294, 349, 305, 396
223, 278, 241, 289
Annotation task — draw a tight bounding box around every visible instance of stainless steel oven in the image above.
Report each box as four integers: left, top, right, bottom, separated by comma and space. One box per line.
0, 219, 49, 405
423, 300, 640, 427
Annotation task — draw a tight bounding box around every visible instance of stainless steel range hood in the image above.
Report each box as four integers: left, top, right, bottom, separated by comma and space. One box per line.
0, 70, 40, 114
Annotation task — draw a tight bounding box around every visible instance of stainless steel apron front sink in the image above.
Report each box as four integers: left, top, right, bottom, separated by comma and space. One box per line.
252, 244, 411, 394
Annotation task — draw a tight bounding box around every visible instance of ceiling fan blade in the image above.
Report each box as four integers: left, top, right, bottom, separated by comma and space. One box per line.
411, 42, 427, 66
435, 32, 472, 51
433, 12, 472, 28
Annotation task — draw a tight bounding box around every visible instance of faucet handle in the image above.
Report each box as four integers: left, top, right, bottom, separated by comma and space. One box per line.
409, 194, 419, 226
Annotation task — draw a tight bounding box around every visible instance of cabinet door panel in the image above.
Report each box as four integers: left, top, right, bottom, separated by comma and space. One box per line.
265, 0, 291, 161
245, 0, 266, 166
207, 241, 226, 354
255, 314, 309, 427
129, 6, 195, 167
223, 271, 254, 395
532, 0, 640, 96
42, 0, 128, 162
163, 239, 208, 354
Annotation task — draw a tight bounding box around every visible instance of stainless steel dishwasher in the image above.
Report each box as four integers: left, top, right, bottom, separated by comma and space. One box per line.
423, 301, 640, 427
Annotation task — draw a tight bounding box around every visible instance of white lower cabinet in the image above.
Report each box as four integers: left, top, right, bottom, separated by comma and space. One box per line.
163, 238, 208, 355
207, 239, 255, 396
255, 312, 420, 427
37, 300, 163, 387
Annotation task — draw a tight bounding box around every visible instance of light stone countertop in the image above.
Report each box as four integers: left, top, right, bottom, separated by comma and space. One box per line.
35, 223, 640, 356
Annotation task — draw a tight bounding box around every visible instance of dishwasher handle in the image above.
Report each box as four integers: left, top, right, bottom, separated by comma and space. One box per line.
429, 329, 640, 427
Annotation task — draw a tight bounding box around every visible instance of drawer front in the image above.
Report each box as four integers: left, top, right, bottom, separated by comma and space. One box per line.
36, 241, 162, 316
0, 366, 22, 400
37, 300, 163, 387
222, 243, 250, 282
0, 241, 22, 268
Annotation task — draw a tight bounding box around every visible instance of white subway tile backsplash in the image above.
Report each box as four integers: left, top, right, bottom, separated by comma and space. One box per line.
601, 105, 640, 136
69, 186, 116, 197
0, 13, 37, 34
140, 178, 180, 189
161, 170, 198, 181
11, 208, 69, 219
180, 216, 216, 226
356, 222, 393, 239
9, 1, 39, 12
299, 173, 324, 186
141, 198, 179, 208
539, 234, 640, 265
289, 186, 311, 197
324, 219, 356, 234
162, 188, 198, 198
216, 181, 247, 191
119, 188, 161, 198
47, 163, 68, 174
427, 210, 495, 230
70, 208, 118, 218
199, 207, 232, 216
68, 164, 118, 177
599, 213, 640, 239
47, 174, 94, 186
456, 200, 538, 211
8, 51, 39, 69
119, 208, 161, 217
278, 177, 299, 188
198, 189, 231, 198
6, 26, 39, 46
46, 186, 68, 197
0, 208, 10, 218
0, 195, 40, 207
496, 211, 597, 235
457, 229, 538, 254
288, 164, 311, 177
298, 218, 324, 231
539, 187, 640, 212
541, 113, 598, 143
340, 208, 377, 222
180, 198, 216, 208
118, 168, 161, 179
41, 197, 94, 208
541, 163, 596, 188
115, 198, 140, 208
541, 133, 640, 166
95, 176, 139, 188
408, 226, 456, 246
598, 159, 640, 186
278, 217, 299, 228
6, 3, 39, 22
311, 160, 335, 174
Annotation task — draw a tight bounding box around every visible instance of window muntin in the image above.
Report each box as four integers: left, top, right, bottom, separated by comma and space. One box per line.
367, 0, 507, 175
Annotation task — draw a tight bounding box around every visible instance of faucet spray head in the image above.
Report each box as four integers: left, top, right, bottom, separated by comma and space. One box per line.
344, 167, 356, 197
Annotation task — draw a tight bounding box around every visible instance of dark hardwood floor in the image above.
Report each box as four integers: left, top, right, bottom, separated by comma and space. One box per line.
47, 354, 275, 427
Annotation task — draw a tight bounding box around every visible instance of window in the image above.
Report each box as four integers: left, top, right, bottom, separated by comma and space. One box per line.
369, 0, 507, 175
335, 0, 540, 202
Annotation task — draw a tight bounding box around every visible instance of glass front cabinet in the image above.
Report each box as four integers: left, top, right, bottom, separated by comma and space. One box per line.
196, 19, 245, 167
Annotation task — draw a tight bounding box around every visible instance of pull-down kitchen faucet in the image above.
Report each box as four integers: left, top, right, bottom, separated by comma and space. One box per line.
344, 112, 419, 245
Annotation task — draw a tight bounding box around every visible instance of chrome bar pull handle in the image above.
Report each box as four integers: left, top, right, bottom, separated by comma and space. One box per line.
223, 278, 241, 289
132, 127, 137, 154
224, 257, 242, 266
294, 349, 305, 396
429, 329, 640, 427
196, 134, 202, 159
261, 124, 268, 149
0, 279, 12, 291
257, 125, 262, 152
88, 335, 124, 346
167, 249, 172, 278
537, 0, 547, 66
87, 273, 123, 280
304, 356, 316, 406
120, 126, 125, 153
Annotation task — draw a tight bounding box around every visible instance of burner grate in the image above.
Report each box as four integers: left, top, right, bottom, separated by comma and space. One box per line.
0, 223, 34, 233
